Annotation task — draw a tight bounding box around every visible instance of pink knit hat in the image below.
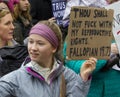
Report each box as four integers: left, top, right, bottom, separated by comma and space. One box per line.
0, 0, 19, 12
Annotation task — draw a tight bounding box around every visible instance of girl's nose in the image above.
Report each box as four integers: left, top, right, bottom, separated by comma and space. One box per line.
31, 43, 37, 50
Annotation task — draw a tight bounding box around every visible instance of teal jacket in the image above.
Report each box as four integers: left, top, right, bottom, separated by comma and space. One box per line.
63, 42, 120, 97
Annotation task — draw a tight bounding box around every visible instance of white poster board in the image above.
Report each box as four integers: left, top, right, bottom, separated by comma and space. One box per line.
105, 1, 120, 55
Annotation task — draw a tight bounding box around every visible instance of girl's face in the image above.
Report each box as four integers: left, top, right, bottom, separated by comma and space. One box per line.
0, 13, 14, 41
28, 34, 57, 66
19, 0, 29, 11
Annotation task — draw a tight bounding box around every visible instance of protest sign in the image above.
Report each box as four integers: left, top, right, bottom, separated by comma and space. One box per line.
105, 1, 120, 55
67, 6, 113, 60
52, 0, 66, 25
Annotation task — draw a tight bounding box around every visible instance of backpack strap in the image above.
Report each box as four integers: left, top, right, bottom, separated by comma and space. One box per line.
60, 73, 66, 97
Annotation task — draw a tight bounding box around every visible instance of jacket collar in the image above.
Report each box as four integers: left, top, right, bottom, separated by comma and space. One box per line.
23, 57, 64, 84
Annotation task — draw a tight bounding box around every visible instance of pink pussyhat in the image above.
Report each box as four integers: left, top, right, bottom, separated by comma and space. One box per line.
0, 0, 19, 12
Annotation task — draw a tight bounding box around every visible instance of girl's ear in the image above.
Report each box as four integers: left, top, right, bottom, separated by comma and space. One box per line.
52, 47, 57, 53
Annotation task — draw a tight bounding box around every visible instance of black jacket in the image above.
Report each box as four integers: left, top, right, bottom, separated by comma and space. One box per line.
13, 17, 32, 45
0, 45, 28, 77
29, 0, 53, 24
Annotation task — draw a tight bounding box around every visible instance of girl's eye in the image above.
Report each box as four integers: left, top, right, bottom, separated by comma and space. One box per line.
28, 40, 33, 44
38, 42, 44, 45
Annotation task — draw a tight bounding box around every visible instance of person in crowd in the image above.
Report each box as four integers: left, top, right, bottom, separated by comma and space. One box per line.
0, 0, 19, 12
63, 0, 119, 25
0, 2, 28, 77
12, 0, 32, 45
28, 0, 67, 25
0, 2, 17, 47
63, 1, 120, 96
0, 2, 16, 77
62, 0, 108, 37
0, 20, 97, 97
28, 0, 53, 25
63, 34, 120, 97
62, 0, 119, 41
28, 0, 69, 41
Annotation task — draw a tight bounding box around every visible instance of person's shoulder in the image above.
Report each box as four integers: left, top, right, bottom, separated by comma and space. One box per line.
0, 66, 31, 89
0, 66, 27, 81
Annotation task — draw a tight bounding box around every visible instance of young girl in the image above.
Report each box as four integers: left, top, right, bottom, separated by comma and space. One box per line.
0, 20, 97, 97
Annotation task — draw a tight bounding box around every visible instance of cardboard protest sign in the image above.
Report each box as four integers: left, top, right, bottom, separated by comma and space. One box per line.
66, 6, 113, 60
105, 1, 120, 55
